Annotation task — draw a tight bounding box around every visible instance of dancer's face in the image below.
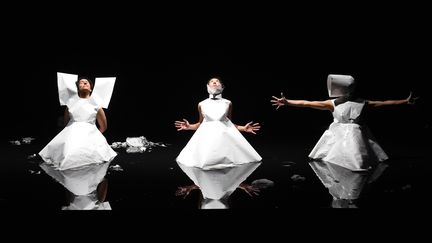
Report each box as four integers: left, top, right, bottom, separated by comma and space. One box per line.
78, 79, 92, 93
208, 78, 222, 89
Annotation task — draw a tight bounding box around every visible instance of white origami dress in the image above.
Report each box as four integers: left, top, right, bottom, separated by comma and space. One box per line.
39, 162, 112, 210
308, 74, 389, 200
38, 72, 117, 209
176, 95, 262, 208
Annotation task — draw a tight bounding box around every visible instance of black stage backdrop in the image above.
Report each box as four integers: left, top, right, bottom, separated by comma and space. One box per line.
1, 4, 431, 222
3, 6, 430, 144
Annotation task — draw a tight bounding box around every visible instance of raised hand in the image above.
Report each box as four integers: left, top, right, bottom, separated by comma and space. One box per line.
175, 119, 190, 131
244, 121, 261, 134
406, 91, 420, 105
271, 92, 288, 110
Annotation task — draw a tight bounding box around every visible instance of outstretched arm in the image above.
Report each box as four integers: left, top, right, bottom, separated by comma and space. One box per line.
96, 108, 108, 133
235, 121, 261, 134
271, 92, 333, 111
367, 91, 419, 107
227, 102, 261, 134
175, 104, 204, 131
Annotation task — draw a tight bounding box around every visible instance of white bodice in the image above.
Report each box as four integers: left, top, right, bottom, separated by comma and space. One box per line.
199, 98, 231, 122
332, 99, 366, 124
67, 98, 99, 124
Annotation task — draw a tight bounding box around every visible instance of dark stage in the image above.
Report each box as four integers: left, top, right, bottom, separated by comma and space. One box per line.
1, 131, 430, 210
1, 4, 431, 218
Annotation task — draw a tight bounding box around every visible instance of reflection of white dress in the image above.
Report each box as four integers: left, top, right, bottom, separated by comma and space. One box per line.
39, 97, 117, 170
39, 162, 110, 196
39, 162, 112, 210
178, 162, 261, 203
309, 99, 389, 200
176, 97, 262, 170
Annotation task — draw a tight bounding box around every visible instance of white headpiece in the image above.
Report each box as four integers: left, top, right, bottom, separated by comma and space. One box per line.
57, 72, 79, 107
57, 72, 116, 108
93, 77, 116, 108
327, 74, 355, 97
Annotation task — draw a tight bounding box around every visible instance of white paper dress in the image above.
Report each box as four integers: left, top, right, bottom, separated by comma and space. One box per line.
38, 72, 116, 209
176, 94, 262, 208
308, 96, 389, 199
39, 72, 117, 170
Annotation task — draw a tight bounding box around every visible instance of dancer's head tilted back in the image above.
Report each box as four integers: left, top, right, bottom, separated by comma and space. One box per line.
207, 77, 225, 97
75, 77, 94, 98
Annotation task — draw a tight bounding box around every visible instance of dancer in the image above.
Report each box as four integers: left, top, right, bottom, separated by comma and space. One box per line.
39, 72, 117, 210
175, 77, 262, 209
271, 74, 418, 207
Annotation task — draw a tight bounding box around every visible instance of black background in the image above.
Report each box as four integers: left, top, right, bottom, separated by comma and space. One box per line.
1, 3, 431, 222
2, 3, 430, 144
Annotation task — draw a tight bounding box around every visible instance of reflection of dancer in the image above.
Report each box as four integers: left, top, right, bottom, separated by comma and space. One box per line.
39, 162, 112, 210
271, 74, 419, 207
175, 77, 262, 209
39, 72, 117, 209
175, 183, 259, 198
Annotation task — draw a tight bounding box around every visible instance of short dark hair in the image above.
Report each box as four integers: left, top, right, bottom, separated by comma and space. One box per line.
75, 77, 94, 92
207, 77, 225, 88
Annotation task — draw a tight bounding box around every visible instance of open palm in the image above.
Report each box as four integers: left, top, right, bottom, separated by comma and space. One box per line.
244, 121, 261, 134
175, 119, 190, 131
